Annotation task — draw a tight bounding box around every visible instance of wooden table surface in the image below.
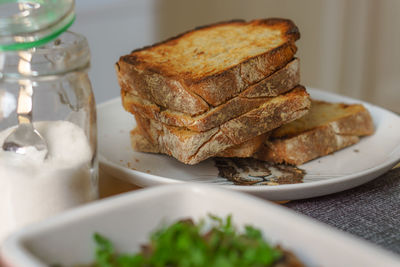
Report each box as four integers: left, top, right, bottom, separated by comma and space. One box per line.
99, 167, 141, 198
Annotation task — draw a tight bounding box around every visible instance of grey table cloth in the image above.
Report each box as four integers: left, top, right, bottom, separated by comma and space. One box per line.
285, 167, 400, 255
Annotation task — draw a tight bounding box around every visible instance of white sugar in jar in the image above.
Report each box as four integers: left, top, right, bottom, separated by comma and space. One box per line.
0, 0, 98, 242
0, 121, 95, 241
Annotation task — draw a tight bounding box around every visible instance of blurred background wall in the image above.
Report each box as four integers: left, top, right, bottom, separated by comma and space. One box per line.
72, 0, 400, 113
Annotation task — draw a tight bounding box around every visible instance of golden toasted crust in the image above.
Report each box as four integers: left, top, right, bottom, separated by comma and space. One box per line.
131, 86, 310, 164
254, 100, 374, 165
117, 18, 299, 115
122, 58, 300, 131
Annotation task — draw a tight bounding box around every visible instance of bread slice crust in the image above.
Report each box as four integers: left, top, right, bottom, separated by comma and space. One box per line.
122, 58, 300, 132
117, 18, 300, 115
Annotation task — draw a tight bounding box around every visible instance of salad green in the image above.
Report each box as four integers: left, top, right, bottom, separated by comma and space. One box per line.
92, 215, 285, 267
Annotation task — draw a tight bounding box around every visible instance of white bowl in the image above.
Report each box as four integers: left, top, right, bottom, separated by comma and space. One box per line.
2, 184, 400, 267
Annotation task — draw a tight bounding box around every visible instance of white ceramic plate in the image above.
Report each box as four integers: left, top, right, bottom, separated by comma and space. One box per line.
97, 88, 400, 200
2, 184, 400, 267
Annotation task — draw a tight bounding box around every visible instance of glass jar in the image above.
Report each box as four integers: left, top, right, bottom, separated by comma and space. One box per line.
0, 0, 98, 241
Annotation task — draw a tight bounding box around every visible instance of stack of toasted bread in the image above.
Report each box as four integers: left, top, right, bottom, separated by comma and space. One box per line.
116, 18, 374, 165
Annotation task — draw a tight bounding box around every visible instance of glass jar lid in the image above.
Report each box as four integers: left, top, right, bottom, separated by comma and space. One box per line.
0, 0, 75, 51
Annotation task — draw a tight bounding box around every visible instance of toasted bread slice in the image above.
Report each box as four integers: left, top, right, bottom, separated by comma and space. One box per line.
122, 58, 300, 132
254, 100, 374, 165
132, 86, 310, 164
117, 18, 300, 116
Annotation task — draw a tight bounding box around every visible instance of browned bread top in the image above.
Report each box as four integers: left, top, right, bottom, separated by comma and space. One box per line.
117, 18, 300, 112
121, 19, 299, 79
